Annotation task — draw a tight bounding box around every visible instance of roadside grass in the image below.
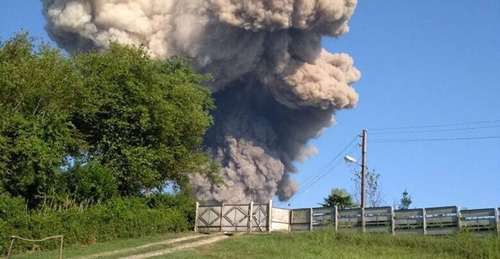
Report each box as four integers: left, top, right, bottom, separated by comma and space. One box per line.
168, 230, 500, 259
9, 232, 194, 259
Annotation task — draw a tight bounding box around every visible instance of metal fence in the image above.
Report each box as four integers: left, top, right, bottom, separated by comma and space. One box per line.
195, 201, 500, 236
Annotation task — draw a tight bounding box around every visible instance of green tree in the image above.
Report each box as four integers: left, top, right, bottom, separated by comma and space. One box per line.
0, 32, 82, 205
0, 33, 220, 205
321, 188, 356, 209
70, 43, 219, 195
350, 166, 383, 207
399, 189, 412, 210
61, 161, 118, 204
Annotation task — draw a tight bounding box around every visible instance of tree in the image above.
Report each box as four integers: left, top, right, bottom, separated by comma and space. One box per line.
70, 43, 219, 195
0, 32, 220, 205
399, 189, 412, 210
61, 161, 118, 204
349, 165, 383, 207
321, 188, 356, 209
0, 32, 82, 205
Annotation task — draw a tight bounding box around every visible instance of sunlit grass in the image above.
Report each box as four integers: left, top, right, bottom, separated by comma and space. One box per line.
169, 230, 500, 259
10, 232, 193, 259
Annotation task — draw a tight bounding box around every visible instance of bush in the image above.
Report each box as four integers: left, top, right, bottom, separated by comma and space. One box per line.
0, 194, 192, 255
61, 162, 118, 204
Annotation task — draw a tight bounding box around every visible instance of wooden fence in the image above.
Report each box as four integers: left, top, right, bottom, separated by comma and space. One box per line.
195, 201, 500, 236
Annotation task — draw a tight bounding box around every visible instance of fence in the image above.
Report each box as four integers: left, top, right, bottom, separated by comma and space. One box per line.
6, 235, 64, 259
195, 201, 500, 236
195, 201, 272, 233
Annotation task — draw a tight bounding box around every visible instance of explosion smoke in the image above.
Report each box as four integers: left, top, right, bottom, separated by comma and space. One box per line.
42, 0, 361, 203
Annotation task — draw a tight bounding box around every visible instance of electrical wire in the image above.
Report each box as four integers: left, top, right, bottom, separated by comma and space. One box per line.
369, 119, 500, 132
297, 135, 358, 187
370, 136, 500, 143
288, 139, 360, 203
370, 125, 500, 135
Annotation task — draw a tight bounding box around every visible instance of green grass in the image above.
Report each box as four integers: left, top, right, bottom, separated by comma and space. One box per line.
168, 230, 500, 259
8, 230, 499, 258
9, 232, 194, 259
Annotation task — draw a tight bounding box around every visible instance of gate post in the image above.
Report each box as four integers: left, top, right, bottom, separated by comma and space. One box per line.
390, 206, 395, 235
309, 208, 314, 231
248, 201, 254, 233
334, 206, 338, 232
456, 206, 462, 233
422, 208, 427, 236
496, 208, 500, 236
361, 207, 366, 233
220, 203, 224, 232
267, 200, 273, 232
194, 202, 199, 232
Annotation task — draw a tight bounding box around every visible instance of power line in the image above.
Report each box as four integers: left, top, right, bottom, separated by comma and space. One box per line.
300, 144, 359, 191
370, 125, 500, 135
297, 135, 358, 187
288, 140, 360, 203
371, 136, 500, 143
369, 119, 500, 132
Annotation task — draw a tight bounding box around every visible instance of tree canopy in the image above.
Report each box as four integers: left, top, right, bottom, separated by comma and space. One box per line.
399, 189, 412, 210
321, 188, 357, 209
0, 32, 219, 206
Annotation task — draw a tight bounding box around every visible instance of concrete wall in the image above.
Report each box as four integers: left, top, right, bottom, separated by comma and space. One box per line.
195, 202, 500, 236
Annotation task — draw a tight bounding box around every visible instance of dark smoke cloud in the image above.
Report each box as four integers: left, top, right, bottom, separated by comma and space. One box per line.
42, 0, 361, 203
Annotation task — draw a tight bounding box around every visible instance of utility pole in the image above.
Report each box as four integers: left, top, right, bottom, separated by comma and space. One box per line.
361, 129, 367, 209
360, 129, 367, 233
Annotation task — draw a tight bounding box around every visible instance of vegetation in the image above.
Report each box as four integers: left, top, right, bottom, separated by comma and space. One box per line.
0, 32, 220, 256
321, 188, 356, 209
71, 45, 219, 195
0, 32, 219, 207
9, 232, 193, 259
350, 165, 383, 207
171, 230, 500, 258
0, 193, 195, 255
399, 189, 412, 210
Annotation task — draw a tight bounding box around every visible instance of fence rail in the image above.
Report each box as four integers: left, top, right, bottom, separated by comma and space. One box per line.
195, 201, 500, 236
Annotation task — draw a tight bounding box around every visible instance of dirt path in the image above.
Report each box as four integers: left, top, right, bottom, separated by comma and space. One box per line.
119, 234, 230, 259
76, 234, 206, 259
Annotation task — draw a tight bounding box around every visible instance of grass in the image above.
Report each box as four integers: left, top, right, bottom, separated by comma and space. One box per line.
7, 230, 500, 258
8, 232, 194, 259
168, 230, 500, 259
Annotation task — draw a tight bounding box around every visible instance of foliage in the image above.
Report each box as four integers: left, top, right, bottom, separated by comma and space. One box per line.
320, 188, 356, 209
71, 43, 218, 195
399, 189, 412, 210
61, 162, 118, 204
350, 165, 383, 207
0, 194, 191, 255
0, 32, 82, 206
0, 32, 220, 205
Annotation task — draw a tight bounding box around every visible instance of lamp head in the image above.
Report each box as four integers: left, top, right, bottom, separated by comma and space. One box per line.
344, 155, 357, 163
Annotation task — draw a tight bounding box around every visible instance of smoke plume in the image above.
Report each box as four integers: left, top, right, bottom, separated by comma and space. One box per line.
42, 0, 361, 203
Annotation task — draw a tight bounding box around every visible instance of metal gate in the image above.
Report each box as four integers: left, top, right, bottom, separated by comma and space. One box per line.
195, 201, 271, 232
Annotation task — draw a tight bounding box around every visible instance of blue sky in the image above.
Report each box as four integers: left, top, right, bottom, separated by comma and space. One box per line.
1, 1, 499, 210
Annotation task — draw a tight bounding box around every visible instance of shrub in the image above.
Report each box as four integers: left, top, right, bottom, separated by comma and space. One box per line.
0, 194, 191, 255
61, 162, 118, 204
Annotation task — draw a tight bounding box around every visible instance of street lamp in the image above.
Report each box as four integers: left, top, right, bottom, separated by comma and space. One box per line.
343, 129, 368, 233
344, 155, 365, 209
344, 155, 357, 164
344, 129, 367, 209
